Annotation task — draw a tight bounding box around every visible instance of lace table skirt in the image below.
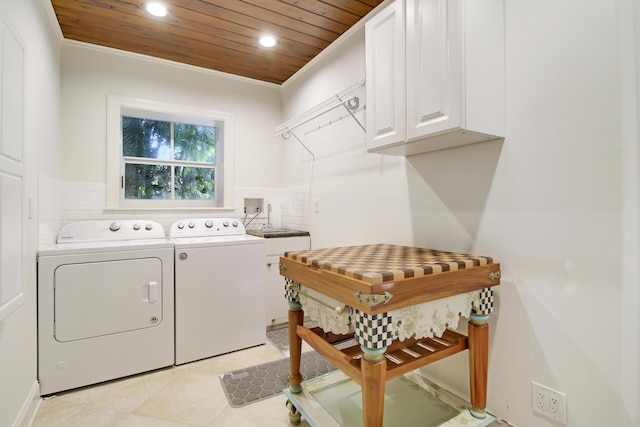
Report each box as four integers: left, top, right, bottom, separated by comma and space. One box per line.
297, 285, 486, 341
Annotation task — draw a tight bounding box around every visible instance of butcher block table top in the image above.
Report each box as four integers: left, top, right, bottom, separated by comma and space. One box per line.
280, 244, 501, 315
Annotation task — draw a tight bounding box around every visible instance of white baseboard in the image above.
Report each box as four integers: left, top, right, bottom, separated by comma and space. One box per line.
13, 381, 41, 427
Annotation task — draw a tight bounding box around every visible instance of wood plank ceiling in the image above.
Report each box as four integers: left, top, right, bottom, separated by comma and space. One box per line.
51, 0, 385, 85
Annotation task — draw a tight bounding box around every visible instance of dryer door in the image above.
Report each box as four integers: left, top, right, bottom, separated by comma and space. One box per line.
54, 258, 163, 342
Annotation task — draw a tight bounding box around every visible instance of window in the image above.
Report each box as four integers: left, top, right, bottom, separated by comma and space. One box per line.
122, 117, 216, 201
106, 96, 234, 209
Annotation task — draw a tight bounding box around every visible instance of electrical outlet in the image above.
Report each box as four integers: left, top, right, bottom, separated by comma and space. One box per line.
535, 388, 546, 412
532, 382, 567, 425
550, 395, 561, 416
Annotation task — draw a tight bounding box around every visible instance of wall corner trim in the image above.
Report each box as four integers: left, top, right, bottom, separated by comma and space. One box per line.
12, 381, 41, 427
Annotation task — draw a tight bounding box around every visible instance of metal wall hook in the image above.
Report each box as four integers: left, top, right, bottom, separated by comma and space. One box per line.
346, 96, 359, 111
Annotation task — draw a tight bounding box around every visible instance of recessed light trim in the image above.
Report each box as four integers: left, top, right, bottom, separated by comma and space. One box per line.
146, 2, 168, 17
259, 35, 277, 48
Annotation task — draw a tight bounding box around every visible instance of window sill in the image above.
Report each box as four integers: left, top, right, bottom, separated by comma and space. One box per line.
103, 206, 236, 213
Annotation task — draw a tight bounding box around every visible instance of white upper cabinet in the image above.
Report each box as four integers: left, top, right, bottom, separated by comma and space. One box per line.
366, 0, 505, 156
365, 0, 406, 150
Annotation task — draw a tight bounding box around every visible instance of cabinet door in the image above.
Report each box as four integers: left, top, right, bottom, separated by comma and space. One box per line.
365, 0, 406, 151
265, 255, 289, 326
406, 0, 462, 140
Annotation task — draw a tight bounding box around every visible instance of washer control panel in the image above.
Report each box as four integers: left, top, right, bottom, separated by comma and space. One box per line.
57, 220, 166, 243
169, 218, 246, 238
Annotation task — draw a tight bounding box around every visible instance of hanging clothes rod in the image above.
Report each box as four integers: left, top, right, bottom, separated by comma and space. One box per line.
304, 102, 365, 136
275, 79, 366, 140
278, 95, 363, 159
282, 130, 315, 160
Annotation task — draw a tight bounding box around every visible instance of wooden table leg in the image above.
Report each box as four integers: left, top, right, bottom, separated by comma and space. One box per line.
288, 302, 304, 393
468, 314, 489, 418
361, 346, 387, 427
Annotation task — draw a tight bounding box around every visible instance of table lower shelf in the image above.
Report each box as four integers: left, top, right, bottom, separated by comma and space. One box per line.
284, 370, 496, 427
298, 326, 469, 384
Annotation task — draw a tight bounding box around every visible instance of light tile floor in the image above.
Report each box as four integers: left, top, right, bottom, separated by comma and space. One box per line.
32, 341, 511, 427
33, 342, 310, 427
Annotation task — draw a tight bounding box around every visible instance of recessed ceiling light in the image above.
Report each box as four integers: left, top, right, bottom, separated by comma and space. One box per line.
146, 2, 168, 17
258, 35, 277, 48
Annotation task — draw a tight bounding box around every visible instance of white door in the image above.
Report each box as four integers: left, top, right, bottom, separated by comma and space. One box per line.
0, 18, 25, 322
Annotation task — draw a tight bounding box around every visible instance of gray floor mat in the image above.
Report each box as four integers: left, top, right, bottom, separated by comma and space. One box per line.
266, 321, 318, 356
265, 325, 294, 356
220, 323, 359, 408
219, 351, 336, 408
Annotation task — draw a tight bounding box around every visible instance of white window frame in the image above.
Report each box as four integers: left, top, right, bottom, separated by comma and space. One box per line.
106, 95, 235, 210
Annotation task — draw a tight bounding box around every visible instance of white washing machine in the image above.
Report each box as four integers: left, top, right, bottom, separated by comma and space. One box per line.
170, 218, 266, 365
37, 220, 175, 395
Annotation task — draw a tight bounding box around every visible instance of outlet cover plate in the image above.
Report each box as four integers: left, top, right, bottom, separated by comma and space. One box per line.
532, 382, 567, 425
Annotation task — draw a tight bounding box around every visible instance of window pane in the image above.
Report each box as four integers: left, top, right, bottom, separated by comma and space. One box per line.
122, 116, 171, 160
174, 166, 215, 200
124, 163, 171, 199
174, 123, 216, 163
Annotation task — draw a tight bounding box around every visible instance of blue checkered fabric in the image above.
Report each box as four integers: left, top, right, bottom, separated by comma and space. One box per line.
353, 310, 393, 350
472, 287, 494, 316
285, 279, 300, 304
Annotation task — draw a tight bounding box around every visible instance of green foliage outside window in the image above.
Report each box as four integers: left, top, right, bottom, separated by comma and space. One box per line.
122, 117, 216, 201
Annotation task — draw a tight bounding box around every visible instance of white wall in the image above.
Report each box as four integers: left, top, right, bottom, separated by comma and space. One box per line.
0, 0, 60, 426
3, 1, 634, 426
618, 0, 640, 420
282, 0, 639, 426
281, 27, 414, 249
52, 43, 292, 237
60, 42, 283, 188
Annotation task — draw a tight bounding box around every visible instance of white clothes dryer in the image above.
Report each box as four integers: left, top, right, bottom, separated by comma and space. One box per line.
37, 220, 174, 395
170, 218, 266, 365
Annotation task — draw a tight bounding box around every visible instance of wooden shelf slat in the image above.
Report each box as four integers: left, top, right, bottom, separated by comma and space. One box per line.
296, 326, 469, 384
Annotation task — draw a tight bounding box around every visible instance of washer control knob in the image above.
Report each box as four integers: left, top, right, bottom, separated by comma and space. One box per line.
223, 220, 229, 227
145, 223, 153, 230
109, 221, 121, 232
188, 222, 195, 228
205, 219, 214, 228
177, 222, 184, 229
179, 252, 188, 261
232, 220, 239, 227
133, 223, 141, 230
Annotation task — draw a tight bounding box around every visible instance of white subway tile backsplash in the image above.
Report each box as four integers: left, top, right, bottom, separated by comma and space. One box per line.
38, 173, 311, 246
